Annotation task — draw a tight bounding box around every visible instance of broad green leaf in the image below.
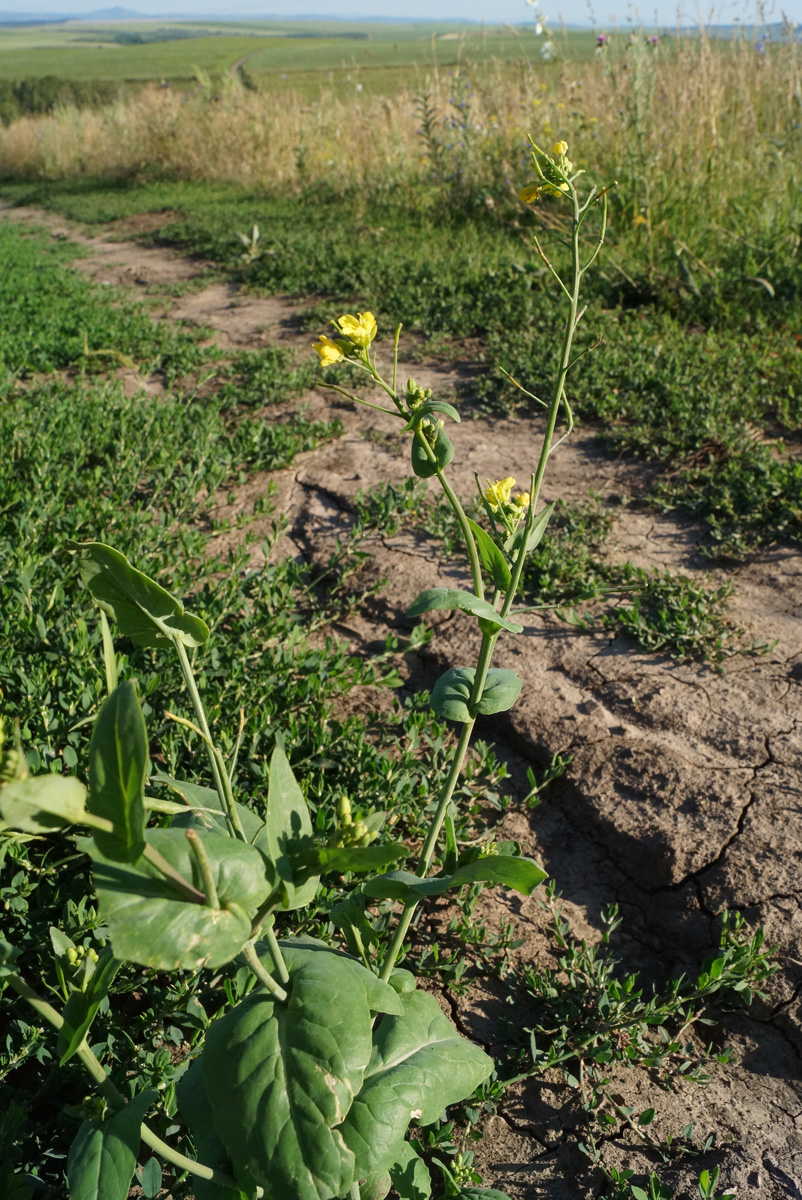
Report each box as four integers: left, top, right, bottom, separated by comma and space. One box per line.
301, 843, 406, 876
390, 1143, 432, 1200
59, 948, 121, 1065
0, 774, 87, 834
67, 540, 209, 649
341, 989, 492, 1176
363, 853, 546, 903
158, 773, 267, 847
466, 519, 511, 592
82, 828, 271, 970
504, 500, 556, 558
277, 938, 403, 1017
411, 427, 454, 479
474, 668, 522, 715
406, 589, 522, 634
88, 681, 147, 863
203, 950, 376, 1200
404, 400, 460, 428
430, 668, 474, 723
266, 745, 318, 911
66, 1089, 156, 1200
430, 667, 522, 723
453, 1190, 514, 1200
177, 1060, 251, 1200
359, 1169, 392, 1200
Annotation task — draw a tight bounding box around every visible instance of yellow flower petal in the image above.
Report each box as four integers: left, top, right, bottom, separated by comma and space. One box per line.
336, 311, 377, 348
519, 184, 543, 205
313, 334, 345, 367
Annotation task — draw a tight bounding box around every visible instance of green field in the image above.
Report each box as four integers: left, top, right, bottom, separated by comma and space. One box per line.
0, 19, 596, 84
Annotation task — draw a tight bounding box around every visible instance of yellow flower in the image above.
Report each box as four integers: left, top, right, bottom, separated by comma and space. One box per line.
519, 183, 543, 204
336, 311, 377, 348
313, 334, 345, 367
552, 139, 568, 156
485, 476, 516, 510
515, 491, 531, 508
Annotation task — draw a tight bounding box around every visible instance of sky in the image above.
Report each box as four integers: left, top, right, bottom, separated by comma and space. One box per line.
24, 0, 802, 26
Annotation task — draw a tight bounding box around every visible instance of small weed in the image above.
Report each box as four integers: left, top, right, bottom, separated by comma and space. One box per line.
515, 893, 776, 1138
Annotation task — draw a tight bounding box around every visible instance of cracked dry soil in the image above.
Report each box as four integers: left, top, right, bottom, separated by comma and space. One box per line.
6, 205, 801, 1199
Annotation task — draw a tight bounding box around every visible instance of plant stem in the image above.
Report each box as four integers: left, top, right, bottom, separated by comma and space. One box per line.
175, 640, 246, 841
143, 842, 206, 904
242, 941, 288, 1003
262, 921, 290, 985
379, 630, 497, 982
185, 829, 220, 908
5, 972, 257, 1195
436, 468, 484, 600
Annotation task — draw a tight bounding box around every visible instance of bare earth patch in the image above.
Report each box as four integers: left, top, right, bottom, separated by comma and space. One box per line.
8, 206, 801, 1198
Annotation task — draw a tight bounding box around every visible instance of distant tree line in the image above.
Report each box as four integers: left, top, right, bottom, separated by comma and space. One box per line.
0, 76, 121, 124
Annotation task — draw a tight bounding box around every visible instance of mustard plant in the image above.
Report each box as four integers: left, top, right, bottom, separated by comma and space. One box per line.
0, 140, 609, 1200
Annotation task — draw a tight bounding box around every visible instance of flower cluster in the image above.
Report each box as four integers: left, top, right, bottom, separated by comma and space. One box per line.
484, 476, 531, 533
518, 140, 574, 204
313, 310, 377, 368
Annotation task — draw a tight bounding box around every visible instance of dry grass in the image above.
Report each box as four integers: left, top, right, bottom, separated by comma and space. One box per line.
1, 28, 798, 251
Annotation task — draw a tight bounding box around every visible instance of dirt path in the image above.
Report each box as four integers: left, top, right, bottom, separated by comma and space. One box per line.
5, 204, 801, 1198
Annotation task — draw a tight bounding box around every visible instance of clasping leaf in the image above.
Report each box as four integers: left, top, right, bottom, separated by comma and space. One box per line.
363, 853, 546, 903
407, 589, 522, 634
430, 667, 522, 723
67, 540, 209, 648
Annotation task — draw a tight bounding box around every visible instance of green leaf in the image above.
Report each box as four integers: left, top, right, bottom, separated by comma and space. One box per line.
430, 667, 522, 723
363, 853, 546, 904
411, 427, 454, 479
0, 774, 87, 834
66, 1090, 156, 1200
389, 1142, 431, 1200
266, 745, 318, 911
452, 1190, 514, 1200
474, 668, 522, 715
466, 519, 512, 592
430, 668, 474, 723
177, 1060, 247, 1200
359, 1169, 392, 1200
87, 681, 147, 863
504, 500, 556, 558
330, 895, 381, 960
404, 400, 460, 428
277, 938, 403, 1018
60, 948, 121, 1065
406, 589, 522, 634
82, 828, 271, 970
139, 1158, 162, 1200
67, 540, 209, 649
157, 773, 266, 847
341, 989, 492, 1177
301, 843, 406, 876
203, 950, 377, 1200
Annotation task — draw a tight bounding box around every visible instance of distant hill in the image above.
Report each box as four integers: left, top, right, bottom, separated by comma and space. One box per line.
84, 6, 146, 16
